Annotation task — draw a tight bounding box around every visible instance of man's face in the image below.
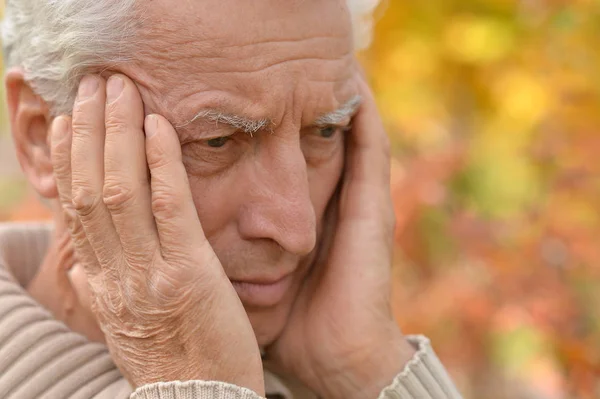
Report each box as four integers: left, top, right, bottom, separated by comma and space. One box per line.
115, 0, 359, 345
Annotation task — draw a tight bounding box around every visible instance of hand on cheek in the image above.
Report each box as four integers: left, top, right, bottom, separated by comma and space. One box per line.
50, 74, 265, 395
266, 73, 414, 399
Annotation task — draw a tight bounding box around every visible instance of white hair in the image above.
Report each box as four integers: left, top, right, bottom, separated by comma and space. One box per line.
347, 0, 382, 51
1, 0, 139, 115
1, 0, 381, 116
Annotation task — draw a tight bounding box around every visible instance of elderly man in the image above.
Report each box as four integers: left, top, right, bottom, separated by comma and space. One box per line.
0, 0, 462, 398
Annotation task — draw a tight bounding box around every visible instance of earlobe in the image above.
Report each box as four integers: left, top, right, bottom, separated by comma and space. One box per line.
5, 68, 58, 199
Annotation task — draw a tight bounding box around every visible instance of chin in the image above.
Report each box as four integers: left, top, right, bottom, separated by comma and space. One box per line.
246, 299, 295, 347
241, 263, 308, 347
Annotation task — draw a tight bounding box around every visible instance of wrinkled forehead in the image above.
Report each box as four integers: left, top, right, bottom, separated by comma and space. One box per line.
129, 0, 357, 124
140, 0, 354, 52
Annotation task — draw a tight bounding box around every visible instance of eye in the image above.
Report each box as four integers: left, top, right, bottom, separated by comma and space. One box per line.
206, 137, 230, 148
318, 126, 338, 138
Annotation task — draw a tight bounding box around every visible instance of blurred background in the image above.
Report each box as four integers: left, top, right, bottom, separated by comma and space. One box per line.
1, 1, 599, 398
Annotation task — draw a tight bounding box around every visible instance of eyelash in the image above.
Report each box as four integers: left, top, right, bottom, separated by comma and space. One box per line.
206, 136, 230, 148
201, 125, 351, 147
315, 125, 351, 139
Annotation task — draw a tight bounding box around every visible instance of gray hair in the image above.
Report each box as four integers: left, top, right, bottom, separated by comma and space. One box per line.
1, 0, 380, 116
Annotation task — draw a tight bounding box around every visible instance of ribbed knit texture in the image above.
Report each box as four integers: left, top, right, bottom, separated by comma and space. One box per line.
0, 224, 131, 399
378, 336, 463, 399
131, 381, 263, 399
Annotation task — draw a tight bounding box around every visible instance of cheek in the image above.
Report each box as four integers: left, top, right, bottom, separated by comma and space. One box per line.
186, 140, 343, 241
187, 173, 240, 242
308, 149, 344, 221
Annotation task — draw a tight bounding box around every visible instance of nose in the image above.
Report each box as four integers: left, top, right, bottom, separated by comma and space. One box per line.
237, 136, 317, 257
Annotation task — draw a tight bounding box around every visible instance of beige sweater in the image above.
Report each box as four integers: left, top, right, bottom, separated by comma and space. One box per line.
0, 222, 462, 399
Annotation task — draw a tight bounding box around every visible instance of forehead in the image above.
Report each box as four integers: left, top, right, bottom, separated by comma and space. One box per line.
129, 0, 357, 126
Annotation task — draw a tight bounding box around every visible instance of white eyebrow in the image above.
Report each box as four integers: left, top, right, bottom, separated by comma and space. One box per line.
176, 110, 271, 135
314, 95, 362, 126
176, 94, 362, 134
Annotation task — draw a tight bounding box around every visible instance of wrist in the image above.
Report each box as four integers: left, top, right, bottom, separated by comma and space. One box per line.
314, 328, 416, 399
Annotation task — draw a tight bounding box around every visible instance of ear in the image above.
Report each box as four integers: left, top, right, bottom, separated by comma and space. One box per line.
5, 67, 58, 199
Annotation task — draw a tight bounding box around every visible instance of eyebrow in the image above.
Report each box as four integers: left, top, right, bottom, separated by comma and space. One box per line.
176, 110, 271, 135
314, 95, 362, 126
176, 95, 362, 135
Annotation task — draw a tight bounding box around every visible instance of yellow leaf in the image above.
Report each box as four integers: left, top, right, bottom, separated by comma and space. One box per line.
444, 15, 515, 65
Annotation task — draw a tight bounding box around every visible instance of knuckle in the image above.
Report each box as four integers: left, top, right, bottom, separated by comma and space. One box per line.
71, 104, 97, 135
71, 121, 95, 138
69, 213, 85, 238
104, 114, 129, 135
72, 184, 101, 218
146, 142, 175, 170
63, 204, 86, 241
103, 179, 138, 211
123, 242, 158, 269
151, 188, 185, 220
52, 155, 70, 176
50, 136, 70, 161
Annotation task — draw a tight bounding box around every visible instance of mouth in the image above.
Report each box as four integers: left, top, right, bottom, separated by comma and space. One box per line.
230, 273, 294, 308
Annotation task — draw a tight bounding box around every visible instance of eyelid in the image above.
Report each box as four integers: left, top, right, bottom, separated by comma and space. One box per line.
321, 124, 351, 133
203, 131, 236, 140
180, 131, 237, 145
312, 124, 351, 136
314, 119, 352, 128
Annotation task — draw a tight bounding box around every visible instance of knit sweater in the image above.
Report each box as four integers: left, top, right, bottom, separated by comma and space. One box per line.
0, 222, 462, 399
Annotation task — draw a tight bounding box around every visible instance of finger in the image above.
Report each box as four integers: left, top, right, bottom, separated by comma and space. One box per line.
70, 75, 123, 270
102, 74, 159, 265
335, 77, 395, 263
50, 116, 75, 225
144, 114, 209, 260
304, 183, 341, 286
346, 76, 392, 190
50, 115, 100, 276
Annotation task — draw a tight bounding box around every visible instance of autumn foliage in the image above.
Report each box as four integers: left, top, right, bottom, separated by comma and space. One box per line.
360, 0, 600, 398
1, 0, 599, 398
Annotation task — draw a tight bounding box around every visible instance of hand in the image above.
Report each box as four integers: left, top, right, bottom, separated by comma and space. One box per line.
267, 75, 415, 399
49, 74, 264, 394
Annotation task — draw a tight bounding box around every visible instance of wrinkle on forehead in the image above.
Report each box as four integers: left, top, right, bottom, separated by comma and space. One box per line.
127, 0, 357, 130
141, 0, 352, 41
138, 35, 353, 81
137, 0, 353, 63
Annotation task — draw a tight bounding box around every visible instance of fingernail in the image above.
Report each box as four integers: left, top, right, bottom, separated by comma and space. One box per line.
106, 76, 124, 103
52, 116, 70, 141
78, 75, 98, 100
144, 114, 158, 137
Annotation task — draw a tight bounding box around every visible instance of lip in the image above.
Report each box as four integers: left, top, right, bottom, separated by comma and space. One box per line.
230, 274, 294, 308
